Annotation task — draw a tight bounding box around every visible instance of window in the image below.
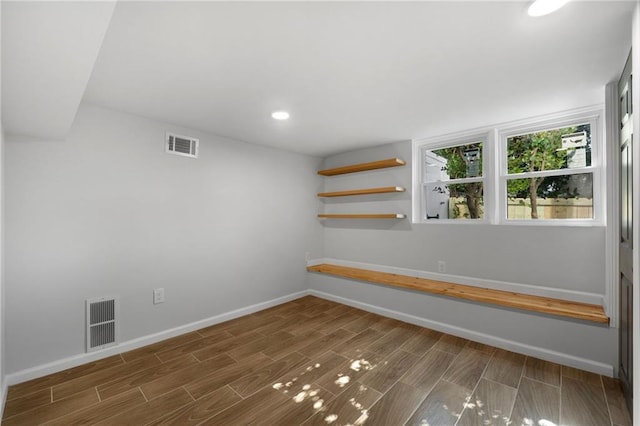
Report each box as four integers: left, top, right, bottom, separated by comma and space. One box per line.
499, 114, 600, 223
413, 107, 602, 225
420, 137, 486, 221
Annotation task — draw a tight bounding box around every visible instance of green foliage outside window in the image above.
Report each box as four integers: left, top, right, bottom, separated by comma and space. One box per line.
432, 142, 483, 219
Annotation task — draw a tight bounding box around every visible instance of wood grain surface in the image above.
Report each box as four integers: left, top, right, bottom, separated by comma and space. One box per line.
2, 296, 627, 425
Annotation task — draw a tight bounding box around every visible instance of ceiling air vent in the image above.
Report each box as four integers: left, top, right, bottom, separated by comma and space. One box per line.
166, 132, 199, 158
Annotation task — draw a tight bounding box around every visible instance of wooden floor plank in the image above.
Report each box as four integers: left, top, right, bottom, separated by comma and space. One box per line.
302, 381, 382, 426
331, 328, 385, 359
155, 329, 235, 362
229, 351, 310, 397
561, 376, 610, 426
52, 356, 161, 401
523, 357, 562, 387
2, 388, 51, 419
96, 353, 199, 400
6, 355, 123, 401
366, 326, 416, 357
94, 387, 193, 425
457, 378, 516, 426
120, 332, 202, 362
405, 379, 470, 426
227, 330, 295, 360
45, 388, 146, 426
400, 349, 456, 394
365, 381, 427, 426
145, 385, 242, 425
184, 352, 272, 400
441, 347, 493, 391
298, 328, 356, 358
262, 330, 325, 360
315, 350, 384, 396
191, 331, 262, 361
483, 349, 526, 389
433, 333, 468, 355
2, 388, 99, 426
140, 353, 235, 400
400, 328, 443, 356
603, 376, 633, 426
359, 349, 419, 393
510, 377, 560, 426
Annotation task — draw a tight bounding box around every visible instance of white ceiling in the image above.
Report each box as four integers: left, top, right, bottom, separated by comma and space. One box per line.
3, 1, 635, 156
1, 1, 115, 140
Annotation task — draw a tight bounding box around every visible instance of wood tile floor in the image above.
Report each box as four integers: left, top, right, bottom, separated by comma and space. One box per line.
3, 296, 632, 425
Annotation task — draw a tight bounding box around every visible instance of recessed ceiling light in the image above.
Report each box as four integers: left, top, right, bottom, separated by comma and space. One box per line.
528, 0, 569, 17
271, 111, 290, 120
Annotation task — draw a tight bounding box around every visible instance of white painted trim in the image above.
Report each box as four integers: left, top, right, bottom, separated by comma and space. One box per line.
307, 257, 604, 307
604, 82, 620, 328
5, 290, 309, 385
309, 289, 614, 376
497, 107, 604, 226
632, 4, 640, 422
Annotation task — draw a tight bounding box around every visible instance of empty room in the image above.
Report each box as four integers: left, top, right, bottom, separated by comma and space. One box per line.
1, 1, 639, 425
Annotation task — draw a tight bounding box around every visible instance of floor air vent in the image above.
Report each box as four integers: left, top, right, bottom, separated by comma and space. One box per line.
86, 297, 118, 352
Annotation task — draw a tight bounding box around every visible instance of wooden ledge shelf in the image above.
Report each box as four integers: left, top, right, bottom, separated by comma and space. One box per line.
307, 263, 609, 324
318, 186, 406, 198
318, 214, 406, 219
318, 158, 405, 176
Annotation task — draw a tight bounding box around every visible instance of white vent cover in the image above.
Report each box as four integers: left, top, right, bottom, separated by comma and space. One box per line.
86, 297, 119, 352
166, 132, 199, 158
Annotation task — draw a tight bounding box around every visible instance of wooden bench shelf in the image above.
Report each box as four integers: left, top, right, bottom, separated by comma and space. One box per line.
307, 263, 609, 324
318, 158, 405, 176
318, 186, 406, 198
318, 214, 406, 219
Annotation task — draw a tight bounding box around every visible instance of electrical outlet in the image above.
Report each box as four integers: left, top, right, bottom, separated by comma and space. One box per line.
437, 261, 446, 273
153, 288, 165, 304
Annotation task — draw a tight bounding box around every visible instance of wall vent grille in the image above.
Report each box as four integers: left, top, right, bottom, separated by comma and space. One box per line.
86, 297, 118, 352
166, 132, 199, 158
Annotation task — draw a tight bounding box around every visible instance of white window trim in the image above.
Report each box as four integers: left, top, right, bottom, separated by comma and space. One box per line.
413, 131, 491, 224
412, 105, 605, 227
497, 107, 603, 226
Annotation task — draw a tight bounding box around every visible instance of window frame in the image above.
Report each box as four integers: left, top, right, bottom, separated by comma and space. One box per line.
412, 106, 603, 226
497, 109, 603, 226
413, 131, 492, 224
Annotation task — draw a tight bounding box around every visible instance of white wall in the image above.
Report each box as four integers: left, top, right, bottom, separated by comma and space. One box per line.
0, 123, 5, 412
0, 0, 7, 411
310, 140, 616, 373
4, 103, 323, 374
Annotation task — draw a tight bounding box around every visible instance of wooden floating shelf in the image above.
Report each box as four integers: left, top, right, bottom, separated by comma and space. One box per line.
307, 263, 609, 324
318, 186, 406, 198
318, 214, 406, 219
318, 158, 405, 176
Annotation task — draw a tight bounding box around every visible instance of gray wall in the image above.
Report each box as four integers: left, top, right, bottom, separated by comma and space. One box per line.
0, 123, 5, 403
312, 140, 615, 370
5, 104, 323, 373
320, 141, 606, 292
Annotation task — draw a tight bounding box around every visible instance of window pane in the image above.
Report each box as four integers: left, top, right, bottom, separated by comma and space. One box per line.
424, 182, 484, 220
426, 141, 483, 180
506, 173, 593, 220
507, 124, 591, 174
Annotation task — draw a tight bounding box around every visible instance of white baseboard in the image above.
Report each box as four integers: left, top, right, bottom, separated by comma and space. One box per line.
6, 290, 309, 386
308, 257, 604, 307
309, 289, 614, 377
